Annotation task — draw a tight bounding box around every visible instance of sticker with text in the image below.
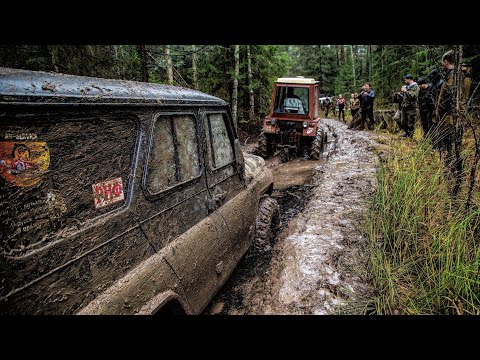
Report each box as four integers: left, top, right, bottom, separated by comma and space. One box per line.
92, 176, 125, 209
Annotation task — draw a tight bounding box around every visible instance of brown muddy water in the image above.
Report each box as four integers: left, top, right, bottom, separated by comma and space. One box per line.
204, 119, 377, 315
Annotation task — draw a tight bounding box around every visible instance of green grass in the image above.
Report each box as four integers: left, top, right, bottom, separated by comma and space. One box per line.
365, 135, 480, 315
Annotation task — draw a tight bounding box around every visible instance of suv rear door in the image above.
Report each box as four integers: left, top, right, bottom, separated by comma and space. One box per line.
158, 109, 248, 312
0, 110, 152, 314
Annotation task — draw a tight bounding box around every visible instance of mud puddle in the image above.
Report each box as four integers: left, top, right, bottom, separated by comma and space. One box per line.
204, 119, 376, 315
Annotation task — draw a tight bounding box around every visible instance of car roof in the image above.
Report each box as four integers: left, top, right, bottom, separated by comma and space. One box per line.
0, 67, 227, 106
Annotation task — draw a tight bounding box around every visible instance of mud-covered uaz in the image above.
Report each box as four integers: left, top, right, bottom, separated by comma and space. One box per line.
0, 68, 279, 315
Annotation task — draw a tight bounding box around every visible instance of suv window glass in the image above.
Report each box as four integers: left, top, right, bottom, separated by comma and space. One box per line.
147, 114, 200, 194
205, 113, 234, 169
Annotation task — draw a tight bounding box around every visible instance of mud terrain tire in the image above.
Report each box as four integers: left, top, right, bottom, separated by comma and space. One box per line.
309, 127, 326, 160
259, 133, 270, 159
254, 197, 280, 252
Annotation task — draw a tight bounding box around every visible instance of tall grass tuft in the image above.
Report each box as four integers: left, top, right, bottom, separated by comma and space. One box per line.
366, 132, 480, 315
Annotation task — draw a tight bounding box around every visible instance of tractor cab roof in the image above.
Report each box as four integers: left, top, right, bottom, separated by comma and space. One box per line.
275, 76, 318, 85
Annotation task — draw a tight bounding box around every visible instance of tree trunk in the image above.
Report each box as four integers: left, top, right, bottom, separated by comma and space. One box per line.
381, 46, 384, 98
455, 45, 463, 123
452, 45, 464, 197
368, 45, 372, 80
318, 45, 323, 88
45, 45, 59, 73
351, 45, 356, 89
87, 45, 95, 57
335, 45, 340, 66
164, 45, 173, 85
232, 45, 240, 124
137, 45, 149, 82
113, 45, 121, 78
340, 45, 345, 64
192, 45, 198, 89
247, 45, 255, 121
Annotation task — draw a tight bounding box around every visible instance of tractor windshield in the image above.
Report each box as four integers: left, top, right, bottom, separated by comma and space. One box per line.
273, 86, 309, 115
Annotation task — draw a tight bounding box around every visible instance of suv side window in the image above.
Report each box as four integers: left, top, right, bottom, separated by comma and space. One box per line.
205, 113, 234, 169
146, 114, 200, 194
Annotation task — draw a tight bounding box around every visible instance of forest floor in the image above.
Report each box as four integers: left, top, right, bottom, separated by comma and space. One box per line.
204, 118, 383, 314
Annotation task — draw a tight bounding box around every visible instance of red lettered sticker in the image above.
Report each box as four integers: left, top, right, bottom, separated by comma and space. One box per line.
92, 176, 125, 209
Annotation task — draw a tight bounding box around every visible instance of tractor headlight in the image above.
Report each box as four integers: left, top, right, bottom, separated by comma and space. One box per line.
303, 121, 308, 128
271, 118, 277, 125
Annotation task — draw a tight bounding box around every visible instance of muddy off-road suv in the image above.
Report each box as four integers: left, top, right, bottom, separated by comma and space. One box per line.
0, 68, 279, 315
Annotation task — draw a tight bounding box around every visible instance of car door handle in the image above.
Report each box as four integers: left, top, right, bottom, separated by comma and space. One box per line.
213, 191, 226, 204
207, 190, 227, 213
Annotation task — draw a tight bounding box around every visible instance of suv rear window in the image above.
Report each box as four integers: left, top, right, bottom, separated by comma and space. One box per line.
273, 86, 309, 114
146, 114, 200, 194
0, 114, 137, 257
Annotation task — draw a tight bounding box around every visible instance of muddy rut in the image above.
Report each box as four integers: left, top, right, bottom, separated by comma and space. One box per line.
205, 119, 377, 315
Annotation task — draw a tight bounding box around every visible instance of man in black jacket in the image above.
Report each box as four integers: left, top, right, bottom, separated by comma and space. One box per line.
358, 83, 375, 129
427, 69, 443, 103
417, 77, 435, 138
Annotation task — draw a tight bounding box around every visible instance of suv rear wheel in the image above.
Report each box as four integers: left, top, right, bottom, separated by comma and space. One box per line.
254, 197, 280, 252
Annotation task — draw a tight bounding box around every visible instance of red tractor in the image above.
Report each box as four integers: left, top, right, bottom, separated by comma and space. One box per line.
259, 76, 327, 160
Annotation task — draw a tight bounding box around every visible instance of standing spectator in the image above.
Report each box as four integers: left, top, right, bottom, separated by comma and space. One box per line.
337, 94, 345, 122
348, 93, 361, 129
324, 97, 331, 117
435, 49, 472, 154
393, 86, 406, 131
400, 74, 419, 138
331, 96, 337, 117
358, 83, 375, 129
427, 68, 443, 104
417, 77, 435, 138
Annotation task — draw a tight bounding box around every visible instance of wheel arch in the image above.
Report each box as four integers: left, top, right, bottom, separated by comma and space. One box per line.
137, 290, 191, 315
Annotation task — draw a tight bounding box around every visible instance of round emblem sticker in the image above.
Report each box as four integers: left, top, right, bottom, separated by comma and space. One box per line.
0, 141, 50, 187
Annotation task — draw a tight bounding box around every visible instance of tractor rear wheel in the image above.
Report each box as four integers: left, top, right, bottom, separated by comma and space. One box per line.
309, 127, 326, 160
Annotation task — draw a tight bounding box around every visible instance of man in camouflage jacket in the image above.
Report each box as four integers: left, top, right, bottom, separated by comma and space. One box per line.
401, 74, 419, 138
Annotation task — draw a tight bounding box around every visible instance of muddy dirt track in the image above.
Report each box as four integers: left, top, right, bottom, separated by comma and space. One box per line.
204, 119, 378, 315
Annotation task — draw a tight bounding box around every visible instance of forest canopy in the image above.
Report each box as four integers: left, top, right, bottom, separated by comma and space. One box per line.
1, 45, 479, 128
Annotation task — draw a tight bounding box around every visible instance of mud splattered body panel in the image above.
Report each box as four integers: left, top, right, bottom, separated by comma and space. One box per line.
0, 68, 273, 314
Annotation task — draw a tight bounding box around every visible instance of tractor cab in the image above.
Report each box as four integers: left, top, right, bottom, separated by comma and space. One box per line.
260, 76, 326, 160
